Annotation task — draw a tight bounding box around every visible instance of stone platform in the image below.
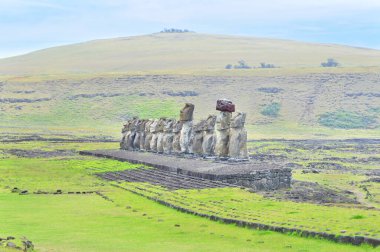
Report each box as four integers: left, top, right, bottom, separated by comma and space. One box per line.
80, 149, 291, 190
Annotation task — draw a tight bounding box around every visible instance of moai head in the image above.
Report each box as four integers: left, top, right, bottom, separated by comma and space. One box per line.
144, 120, 152, 132
204, 115, 217, 131
230, 112, 246, 128
179, 103, 195, 121
194, 119, 206, 133
163, 119, 175, 133
172, 120, 183, 133
157, 118, 166, 132
129, 117, 139, 131
137, 119, 147, 132
122, 120, 131, 133
216, 112, 232, 130
149, 119, 159, 133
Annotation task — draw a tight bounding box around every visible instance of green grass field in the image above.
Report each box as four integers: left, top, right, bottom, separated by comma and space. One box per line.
1, 141, 379, 251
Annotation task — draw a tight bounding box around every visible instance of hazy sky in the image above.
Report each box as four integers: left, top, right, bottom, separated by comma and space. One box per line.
1, 0, 380, 58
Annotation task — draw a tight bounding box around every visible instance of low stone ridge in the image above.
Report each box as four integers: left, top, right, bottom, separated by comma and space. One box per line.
80, 149, 291, 190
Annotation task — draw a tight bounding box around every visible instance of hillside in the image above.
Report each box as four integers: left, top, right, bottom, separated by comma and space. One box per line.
0, 33, 379, 140
1, 33, 380, 75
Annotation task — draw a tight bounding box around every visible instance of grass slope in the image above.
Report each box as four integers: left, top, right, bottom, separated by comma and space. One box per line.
1, 70, 379, 140
1, 33, 380, 75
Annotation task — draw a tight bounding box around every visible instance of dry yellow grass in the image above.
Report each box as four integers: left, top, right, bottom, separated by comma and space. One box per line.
1, 33, 380, 75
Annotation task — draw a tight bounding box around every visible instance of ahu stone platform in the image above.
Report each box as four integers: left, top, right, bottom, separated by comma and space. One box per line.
80, 149, 291, 191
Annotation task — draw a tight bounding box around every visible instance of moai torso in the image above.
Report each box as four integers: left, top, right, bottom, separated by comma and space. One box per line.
144, 120, 153, 151
179, 103, 195, 153
163, 119, 175, 154
202, 115, 217, 156
126, 118, 138, 150
192, 119, 206, 155
149, 119, 160, 152
120, 120, 131, 150
172, 120, 183, 153
228, 112, 248, 159
156, 118, 166, 153
138, 120, 147, 151
133, 119, 145, 150
215, 111, 231, 157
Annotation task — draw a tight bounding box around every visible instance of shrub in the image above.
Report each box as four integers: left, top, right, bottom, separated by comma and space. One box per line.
234, 60, 252, 69
260, 62, 276, 68
261, 103, 281, 117
225, 64, 233, 69
160, 28, 190, 33
318, 110, 377, 129
321, 58, 339, 67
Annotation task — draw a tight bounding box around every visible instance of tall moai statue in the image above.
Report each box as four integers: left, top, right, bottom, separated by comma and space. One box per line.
143, 120, 154, 151
133, 119, 145, 150
192, 119, 206, 155
120, 120, 131, 150
163, 119, 175, 154
228, 112, 248, 159
215, 99, 235, 157
156, 118, 166, 153
172, 120, 183, 153
179, 103, 195, 153
202, 115, 217, 156
126, 117, 138, 151
138, 119, 148, 151
149, 119, 160, 152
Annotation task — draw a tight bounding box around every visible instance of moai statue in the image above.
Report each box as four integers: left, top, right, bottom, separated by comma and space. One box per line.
139, 120, 148, 151
133, 119, 145, 150
163, 119, 175, 154
192, 119, 206, 155
202, 115, 217, 156
215, 99, 234, 157
179, 103, 195, 153
172, 120, 183, 153
228, 112, 248, 159
143, 120, 154, 151
215, 112, 232, 157
126, 117, 138, 151
149, 119, 160, 152
156, 118, 166, 153
120, 120, 131, 150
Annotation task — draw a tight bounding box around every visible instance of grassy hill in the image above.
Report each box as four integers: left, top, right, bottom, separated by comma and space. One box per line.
1, 32, 380, 75
0, 33, 379, 139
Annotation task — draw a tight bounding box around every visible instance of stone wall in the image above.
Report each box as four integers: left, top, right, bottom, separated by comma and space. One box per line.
215, 169, 292, 190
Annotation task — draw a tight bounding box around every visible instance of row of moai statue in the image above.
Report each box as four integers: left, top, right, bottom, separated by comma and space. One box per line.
120, 99, 248, 159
